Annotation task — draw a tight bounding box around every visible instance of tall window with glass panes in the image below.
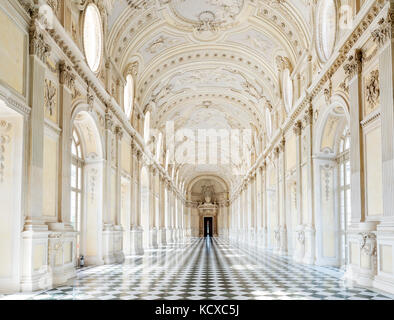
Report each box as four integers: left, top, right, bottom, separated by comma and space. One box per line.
337, 128, 351, 267
71, 130, 83, 263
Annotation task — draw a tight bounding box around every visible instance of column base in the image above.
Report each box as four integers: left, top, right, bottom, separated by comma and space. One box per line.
149, 228, 159, 249
166, 228, 174, 244
102, 225, 117, 264
302, 226, 316, 265
157, 228, 167, 246
129, 227, 144, 256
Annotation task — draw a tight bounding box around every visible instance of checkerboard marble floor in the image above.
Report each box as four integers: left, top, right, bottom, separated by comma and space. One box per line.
2, 237, 393, 300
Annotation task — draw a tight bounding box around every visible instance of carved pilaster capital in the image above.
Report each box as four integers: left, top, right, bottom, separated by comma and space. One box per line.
136, 150, 143, 161
59, 61, 75, 90
124, 61, 139, 78
115, 126, 124, 140
303, 105, 313, 126
86, 85, 95, 108
293, 121, 302, 136
105, 111, 114, 131
29, 23, 51, 63
343, 50, 363, 78
371, 13, 392, 48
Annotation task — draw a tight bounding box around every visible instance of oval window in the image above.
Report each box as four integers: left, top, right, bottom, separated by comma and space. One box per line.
317, 0, 337, 62
124, 74, 134, 119
282, 68, 293, 113
83, 4, 103, 73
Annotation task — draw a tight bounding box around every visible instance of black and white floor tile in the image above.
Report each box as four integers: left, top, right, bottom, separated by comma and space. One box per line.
1, 238, 393, 300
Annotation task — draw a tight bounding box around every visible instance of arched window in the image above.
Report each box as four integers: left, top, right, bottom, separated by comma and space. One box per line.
83, 4, 103, 73
71, 129, 83, 258
124, 74, 134, 119
337, 127, 351, 266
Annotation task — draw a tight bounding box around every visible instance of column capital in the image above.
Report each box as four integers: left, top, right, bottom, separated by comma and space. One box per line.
344, 50, 363, 78
29, 23, 51, 63
136, 150, 143, 161
59, 61, 75, 90
293, 120, 302, 136
303, 105, 313, 127
105, 111, 114, 131
115, 126, 124, 140
371, 13, 392, 48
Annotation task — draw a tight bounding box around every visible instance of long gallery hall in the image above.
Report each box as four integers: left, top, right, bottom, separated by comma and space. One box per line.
0, 0, 394, 301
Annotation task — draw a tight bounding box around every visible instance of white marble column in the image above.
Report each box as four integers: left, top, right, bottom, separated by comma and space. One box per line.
294, 121, 305, 262
114, 126, 124, 263
279, 138, 287, 255
149, 166, 158, 248
157, 175, 167, 245
129, 145, 143, 256
303, 106, 316, 265
102, 112, 115, 264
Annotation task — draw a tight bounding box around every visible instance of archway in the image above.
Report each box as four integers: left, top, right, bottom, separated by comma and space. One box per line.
314, 97, 350, 267
0, 99, 24, 292
187, 175, 229, 238
71, 110, 104, 266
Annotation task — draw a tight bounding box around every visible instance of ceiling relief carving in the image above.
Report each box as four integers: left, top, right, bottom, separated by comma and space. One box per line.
104, 0, 313, 188
225, 28, 280, 62
168, 0, 245, 37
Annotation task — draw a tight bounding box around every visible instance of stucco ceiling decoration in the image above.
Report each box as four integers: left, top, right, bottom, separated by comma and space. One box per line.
107, 0, 312, 188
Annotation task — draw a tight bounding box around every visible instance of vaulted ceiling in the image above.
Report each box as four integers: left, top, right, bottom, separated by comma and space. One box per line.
106, 0, 313, 188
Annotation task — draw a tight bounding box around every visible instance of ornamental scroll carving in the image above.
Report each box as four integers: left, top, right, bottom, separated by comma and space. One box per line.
365, 70, 380, 113
0, 120, 12, 183
44, 79, 57, 117
359, 232, 377, 259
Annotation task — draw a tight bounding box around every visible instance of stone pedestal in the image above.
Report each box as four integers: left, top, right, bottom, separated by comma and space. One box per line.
20, 224, 51, 292
149, 228, 158, 249
374, 223, 394, 294
130, 227, 144, 256
302, 226, 315, 265
157, 227, 167, 246
279, 226, 288, 255
166, 227, 174, 244
102, 224, 116, 264
345, 222, 378, 287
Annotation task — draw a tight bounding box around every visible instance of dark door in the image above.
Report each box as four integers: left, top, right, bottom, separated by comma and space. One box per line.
204, 217, 213, 237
